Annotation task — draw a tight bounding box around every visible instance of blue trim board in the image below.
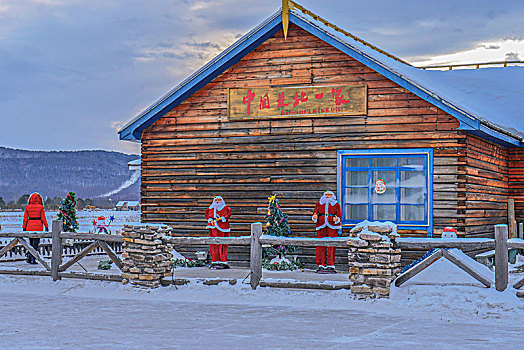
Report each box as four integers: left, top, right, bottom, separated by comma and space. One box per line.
119, 8, 522, 148
337, 148, 433, 237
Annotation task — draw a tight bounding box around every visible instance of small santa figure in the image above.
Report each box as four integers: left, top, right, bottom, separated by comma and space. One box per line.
442, 226, 458, 238
205, 196, 232, 269
312, 191, 342, 273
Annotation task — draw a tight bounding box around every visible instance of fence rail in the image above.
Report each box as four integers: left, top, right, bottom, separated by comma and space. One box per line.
164, 236, 251, 246
396, 237, 496, 250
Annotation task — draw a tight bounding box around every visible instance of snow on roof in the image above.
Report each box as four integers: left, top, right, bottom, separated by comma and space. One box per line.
416, 67, 524, 138
116, 200, 139, 207
294, 10, 524, 142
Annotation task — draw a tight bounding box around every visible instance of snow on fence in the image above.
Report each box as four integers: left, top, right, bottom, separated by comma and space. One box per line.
1, 220, 523, 297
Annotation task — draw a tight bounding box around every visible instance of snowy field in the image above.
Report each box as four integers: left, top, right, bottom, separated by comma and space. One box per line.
0, 210, 140, 234
1, 255, 523, 349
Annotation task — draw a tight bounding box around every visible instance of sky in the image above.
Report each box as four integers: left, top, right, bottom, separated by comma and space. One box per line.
0, 0, 522, 155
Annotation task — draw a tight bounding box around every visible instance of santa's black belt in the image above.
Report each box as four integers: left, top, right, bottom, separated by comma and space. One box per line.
28, 217, 42, 220
321, 214, 335, 217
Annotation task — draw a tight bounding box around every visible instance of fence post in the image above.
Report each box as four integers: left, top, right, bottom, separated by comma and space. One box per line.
508, 199, 516, 239
494, 224, 508, 292
250, 222, 263, 290
519, 222, 523, 240
51, 219, 63, 281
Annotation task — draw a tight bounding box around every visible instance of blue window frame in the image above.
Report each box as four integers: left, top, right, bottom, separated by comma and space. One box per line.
337, 149, 433, 236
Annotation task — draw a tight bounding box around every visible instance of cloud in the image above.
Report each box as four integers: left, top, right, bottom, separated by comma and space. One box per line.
411, 38, 524, 66
505, 52, 521, 60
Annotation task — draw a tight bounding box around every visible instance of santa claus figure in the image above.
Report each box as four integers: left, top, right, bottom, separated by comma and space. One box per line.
312, 191, 341, 273
205, 196, 232, 269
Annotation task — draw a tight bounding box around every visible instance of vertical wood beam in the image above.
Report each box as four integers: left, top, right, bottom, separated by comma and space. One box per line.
494, 224, 508, 292
51, 220, 63, 281
508, 198, 516, 239
250, 222, 263, 290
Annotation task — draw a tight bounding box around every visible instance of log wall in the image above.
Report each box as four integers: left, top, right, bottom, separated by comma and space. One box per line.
138, 24, 518, 266
464, 135, 509, 237
509, 147, 524, 221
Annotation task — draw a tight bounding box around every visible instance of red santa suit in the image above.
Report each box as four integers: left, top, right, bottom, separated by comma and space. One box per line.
205, 196, 232, 264
312, 191, 341, 268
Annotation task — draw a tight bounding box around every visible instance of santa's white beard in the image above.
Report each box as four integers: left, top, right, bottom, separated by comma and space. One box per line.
209, 201, 226, 211
319, 195, 337, 206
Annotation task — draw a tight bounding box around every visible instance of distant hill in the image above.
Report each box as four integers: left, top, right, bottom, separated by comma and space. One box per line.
0, 147, 140, 204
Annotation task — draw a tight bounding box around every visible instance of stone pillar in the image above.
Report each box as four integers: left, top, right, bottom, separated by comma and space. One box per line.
348, 222, 401, 299
121, 225, 173, 288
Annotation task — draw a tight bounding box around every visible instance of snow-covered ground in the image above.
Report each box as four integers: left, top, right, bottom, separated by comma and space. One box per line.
1, 254, 523, 349
0, 210, 140, 237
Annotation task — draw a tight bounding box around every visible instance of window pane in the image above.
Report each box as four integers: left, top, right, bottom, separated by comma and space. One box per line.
345, 204, 368, 221
372, 157, 396, 167
345, 187, 368, 203
345, 171, 368, 186
373, 205, 396, 221
398, 157, 425, 170
400, 188, 425, 204
373, 170, 396, 185
346, 157, 369, 167
400, 171, 425, 187
372, 187, 396, 203
401, 205, 424, 221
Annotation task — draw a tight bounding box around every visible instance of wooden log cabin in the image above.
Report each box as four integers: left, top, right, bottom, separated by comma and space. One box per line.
119, 4, 524, 267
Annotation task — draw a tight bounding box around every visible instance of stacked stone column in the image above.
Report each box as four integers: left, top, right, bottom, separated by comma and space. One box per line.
121, 225, 173, 288
348, 222, 401, 299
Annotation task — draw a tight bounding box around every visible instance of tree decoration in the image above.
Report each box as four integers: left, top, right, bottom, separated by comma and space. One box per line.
263, 194, 299, 269
57, 192, 79, 232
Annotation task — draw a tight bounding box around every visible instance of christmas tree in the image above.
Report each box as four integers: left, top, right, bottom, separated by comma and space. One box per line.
57, 192, 79, 232
263, 195, 300, 270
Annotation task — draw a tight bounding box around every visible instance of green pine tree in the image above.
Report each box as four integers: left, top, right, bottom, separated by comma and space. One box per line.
57, 192, 79, 232
263, 194, 296, 260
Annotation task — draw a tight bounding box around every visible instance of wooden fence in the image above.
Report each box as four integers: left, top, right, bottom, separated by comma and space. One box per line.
0, 220, 123, 282
1, 221, 523, 294
164, 223, 524, 293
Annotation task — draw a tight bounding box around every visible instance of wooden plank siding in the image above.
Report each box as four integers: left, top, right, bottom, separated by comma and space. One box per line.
509, 147, 524, 222
138, 24, 517, 266
463, 134, 509, 237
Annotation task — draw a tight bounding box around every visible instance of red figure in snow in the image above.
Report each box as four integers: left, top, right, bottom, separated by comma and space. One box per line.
312, 191, 341, 273
22, 193, 49, 264
205, 196, 232, 269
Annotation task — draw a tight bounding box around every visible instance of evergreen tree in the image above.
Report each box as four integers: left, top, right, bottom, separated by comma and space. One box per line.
57, 192, 79, 232
17, 194, 30, 209
263, 194, 295, 258
0, 197, 5, 209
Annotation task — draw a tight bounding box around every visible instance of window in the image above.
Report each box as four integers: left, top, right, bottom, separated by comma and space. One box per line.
337, 149, 433, 236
